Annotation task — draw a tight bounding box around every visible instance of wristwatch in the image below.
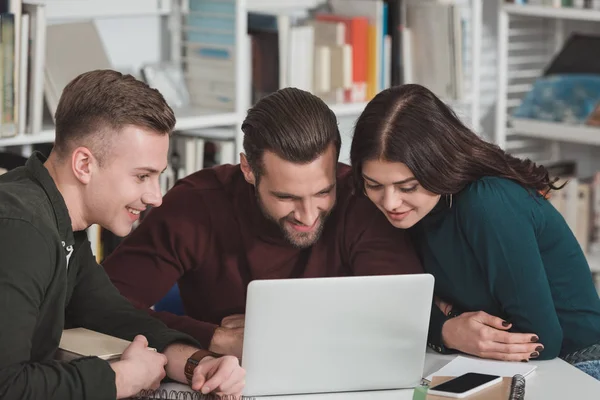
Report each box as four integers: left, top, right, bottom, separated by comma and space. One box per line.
184, 349, 223, 385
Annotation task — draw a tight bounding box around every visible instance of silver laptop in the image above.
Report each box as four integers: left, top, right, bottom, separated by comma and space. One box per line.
241, 274, 434, 397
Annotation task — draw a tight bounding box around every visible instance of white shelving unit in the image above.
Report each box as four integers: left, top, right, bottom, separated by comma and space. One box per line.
1, 0, 486, 162
495, 1, 600, 275
0, 0, 248, 159
495, 2, 600, 151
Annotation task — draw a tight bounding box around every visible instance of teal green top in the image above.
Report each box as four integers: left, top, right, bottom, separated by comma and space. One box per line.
411, 176, 600, 360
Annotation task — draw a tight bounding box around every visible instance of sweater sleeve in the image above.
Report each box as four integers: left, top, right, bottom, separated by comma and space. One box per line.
65, 239, 201, 353
0, 219, 115, 400
427, 304, 455, 354
345, 196, 423, 276
458, 179, 563, 360
102, 183, 218, 348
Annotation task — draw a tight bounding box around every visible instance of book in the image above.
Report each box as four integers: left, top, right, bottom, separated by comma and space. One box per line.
414, 375, 526, 400
425, 355, 537, 382
55, 328, 147, 362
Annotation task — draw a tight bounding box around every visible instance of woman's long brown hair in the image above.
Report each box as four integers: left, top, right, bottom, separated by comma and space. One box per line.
350, 84, 561, 196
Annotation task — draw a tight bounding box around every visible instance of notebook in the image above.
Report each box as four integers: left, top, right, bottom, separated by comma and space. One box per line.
134, 383, 254, 399
425, 356, 537, 382
56, 328, 139, 362
414, 375, 526, 400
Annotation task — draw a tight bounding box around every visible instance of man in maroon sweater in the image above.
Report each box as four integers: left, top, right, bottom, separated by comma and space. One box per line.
103, 88, 423, 359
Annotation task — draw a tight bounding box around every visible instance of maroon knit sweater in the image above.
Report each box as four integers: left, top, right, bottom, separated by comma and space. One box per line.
103, 163, 423, 348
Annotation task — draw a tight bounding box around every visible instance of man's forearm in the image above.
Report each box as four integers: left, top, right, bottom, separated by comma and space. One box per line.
149, 310, 219, 349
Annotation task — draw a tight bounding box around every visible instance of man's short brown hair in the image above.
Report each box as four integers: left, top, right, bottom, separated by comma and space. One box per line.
53, 69, 176, 164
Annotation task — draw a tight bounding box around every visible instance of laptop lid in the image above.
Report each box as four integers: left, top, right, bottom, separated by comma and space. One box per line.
241, 274, 434, 397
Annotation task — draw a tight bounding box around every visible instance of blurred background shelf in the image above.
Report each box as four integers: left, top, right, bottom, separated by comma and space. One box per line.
0, 130, 55, 147
504, 4, 600, 22
173, 108, 240, 131
30, 0, 173, 19
510, 119, 600, 146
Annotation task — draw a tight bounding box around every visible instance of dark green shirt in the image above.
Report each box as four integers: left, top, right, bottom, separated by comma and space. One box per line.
0, 153, 199, 400
412, 176, 600, 360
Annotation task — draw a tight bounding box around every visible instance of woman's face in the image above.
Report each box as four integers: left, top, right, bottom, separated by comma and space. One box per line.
361, 160, 441, 229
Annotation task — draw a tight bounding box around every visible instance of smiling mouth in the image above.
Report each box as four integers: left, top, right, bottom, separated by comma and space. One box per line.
127, 207, 142, 215
387, 209, 412, 220
287, 218, 319, 233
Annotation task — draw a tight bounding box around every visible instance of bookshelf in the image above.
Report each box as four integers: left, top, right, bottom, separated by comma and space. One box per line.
495, 0, 600, 276
495, 1, 600, 149
0, 108, 239, 147
1, 0, 486, 161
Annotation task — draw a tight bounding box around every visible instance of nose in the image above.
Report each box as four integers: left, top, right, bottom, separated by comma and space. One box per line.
382, 187, 402, 212
295, 200, 319, 227
141, 179, 163, 208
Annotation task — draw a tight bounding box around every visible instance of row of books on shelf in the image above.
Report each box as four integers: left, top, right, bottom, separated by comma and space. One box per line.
508, 0, 600, 8
1, 0, 471, 142
184, 0, 468, 114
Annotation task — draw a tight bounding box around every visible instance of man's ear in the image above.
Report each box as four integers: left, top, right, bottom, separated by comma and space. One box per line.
239, 153, 256, 185
71, 147, 95, 185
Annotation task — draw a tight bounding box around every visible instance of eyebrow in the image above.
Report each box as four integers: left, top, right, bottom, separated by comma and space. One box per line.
362, 174, 417, 185
270, 183, 336, 199
135, 167, 168, 174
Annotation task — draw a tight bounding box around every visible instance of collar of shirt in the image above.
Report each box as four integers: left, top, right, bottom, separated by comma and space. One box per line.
25, 152, 75, 248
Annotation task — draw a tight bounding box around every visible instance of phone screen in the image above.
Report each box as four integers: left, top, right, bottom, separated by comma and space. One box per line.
429, 373, 500, 394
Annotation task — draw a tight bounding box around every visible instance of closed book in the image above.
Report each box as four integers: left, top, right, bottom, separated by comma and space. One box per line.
55, 328, 138, 362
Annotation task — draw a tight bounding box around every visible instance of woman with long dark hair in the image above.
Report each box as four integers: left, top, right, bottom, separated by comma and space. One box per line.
350, 84, 600, 379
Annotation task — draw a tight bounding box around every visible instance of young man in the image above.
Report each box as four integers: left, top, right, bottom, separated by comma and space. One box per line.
0, 70, 244, 400
103, 87, 424, 359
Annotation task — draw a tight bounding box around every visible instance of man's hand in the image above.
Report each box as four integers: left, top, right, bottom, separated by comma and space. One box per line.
442, 311, 544, 361
221, 314, 245, 329
191, 355, 245, 396
111, 335, 168, 399
209, 314, 245, 358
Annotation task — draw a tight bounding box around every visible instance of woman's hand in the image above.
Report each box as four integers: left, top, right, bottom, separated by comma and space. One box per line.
441, 311, 544, 361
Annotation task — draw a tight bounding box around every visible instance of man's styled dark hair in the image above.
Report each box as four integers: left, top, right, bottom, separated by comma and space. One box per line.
242, 87, 341, 180
54, 69, 176, 165
351, 84, 561, 196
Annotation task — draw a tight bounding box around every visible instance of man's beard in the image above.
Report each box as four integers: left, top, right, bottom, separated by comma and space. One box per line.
256, 191, 332, 249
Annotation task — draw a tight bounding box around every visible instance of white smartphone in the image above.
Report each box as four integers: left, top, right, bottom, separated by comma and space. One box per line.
427, 372, 503, 398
